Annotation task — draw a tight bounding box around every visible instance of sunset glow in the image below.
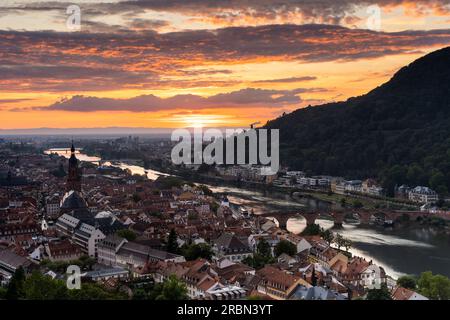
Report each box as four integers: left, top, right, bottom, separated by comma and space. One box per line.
1, 1, 450, 129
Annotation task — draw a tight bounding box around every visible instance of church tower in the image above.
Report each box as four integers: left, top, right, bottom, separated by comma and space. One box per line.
67, 142, 82, 192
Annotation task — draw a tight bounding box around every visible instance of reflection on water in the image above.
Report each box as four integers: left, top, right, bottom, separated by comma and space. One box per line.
107, 163, 170, 181
210, 184, 450, 279
45, 148, 101, 163
45, 149, 450, 278
45, 149, 169, 180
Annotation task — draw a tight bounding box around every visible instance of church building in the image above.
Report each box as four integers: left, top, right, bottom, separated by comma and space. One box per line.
56, 142, 124, 257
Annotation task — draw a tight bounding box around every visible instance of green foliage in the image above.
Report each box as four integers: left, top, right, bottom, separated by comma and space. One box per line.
50, 163, 67, 178
242, 254, 274, 270
397, 275, 417, 290
256, 239, 272, 258
155, 176, 185, 189
187, 211, 199, 220
148, 210, 162, 218
197, 184, 213, 196
274, 240, 296, 257
23, 271, 69, 300
3, 271, 126, 300
417, 271, 450, 300
68, 283, 127, 300
5, 267, 25, 300
0, 286, 7, 299
181, 243, 213, 261
242, 239, 275, 270
342, 238, 353, 252
151, 275, 188, 300
265, 48, 450, 196
117, 229, 137, 241
352, 199, 364, 209
166, 229, 179, 254
130, 280, 155, 300
366, 283, 392, 300
321, 229, 335, 245
40, 256, 96, 273
333, 233, 344, 250
210, 201, 219, 213
301, 223, 322, 236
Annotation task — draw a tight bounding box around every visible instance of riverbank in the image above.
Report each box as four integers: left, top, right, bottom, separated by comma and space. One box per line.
44, 148, 450, 278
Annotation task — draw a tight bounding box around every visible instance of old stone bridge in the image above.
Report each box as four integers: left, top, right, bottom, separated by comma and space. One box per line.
258, 209, 450, 229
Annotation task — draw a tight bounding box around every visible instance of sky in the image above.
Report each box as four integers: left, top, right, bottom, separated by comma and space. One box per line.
0, 0, 450, 129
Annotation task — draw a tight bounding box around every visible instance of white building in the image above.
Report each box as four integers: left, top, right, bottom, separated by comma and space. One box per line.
286, 171, 305, 178
55, 214, 106, 257
360, 264, 387, 289
285, 235, 312, 254
97, 234, 185, 268
248, 233, 279, 255
408, 186, 439, 203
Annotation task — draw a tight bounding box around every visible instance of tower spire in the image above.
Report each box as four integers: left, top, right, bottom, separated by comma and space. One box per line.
67, 140, 82, 192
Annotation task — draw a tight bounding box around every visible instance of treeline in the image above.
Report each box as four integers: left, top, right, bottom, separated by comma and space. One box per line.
0, 267, 127, 300
266, 47, 450, 196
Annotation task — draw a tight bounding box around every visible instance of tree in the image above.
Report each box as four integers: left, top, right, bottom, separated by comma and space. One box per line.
241, 239, 275, 270
301, 223, 322, 236
117, 229, 137, 241
342, 238, 353, 252
23, 271, 69, 300
0, 286, 7, 299
132, 288, 148, 300
51, 163, 67, 178
256, 239, 272, 258
181, 243, 213, 261
197, 185, 213, 196
242, 254, 273, 270
429, 171, 446, 193
333, 233, 345, 250
417, 271, 450, 300
397, 275, 417, 290
153, 275, 188, 300
68, 282, 127, 300
274, 240, 296, 257
321, 229, 334, 245
166, 229, 179, 254
366, 283, 392, 300
352, 199, 363, 209
5, 267, 25, 300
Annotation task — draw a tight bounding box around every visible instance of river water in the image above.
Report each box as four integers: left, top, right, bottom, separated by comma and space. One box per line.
46, 149, 450, 279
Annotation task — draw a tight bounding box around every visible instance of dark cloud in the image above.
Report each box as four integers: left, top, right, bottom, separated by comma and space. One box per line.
13, 87, 325, 112
3, 1, 450, 31
1, 24, 450, 92
9, 1, 449, 19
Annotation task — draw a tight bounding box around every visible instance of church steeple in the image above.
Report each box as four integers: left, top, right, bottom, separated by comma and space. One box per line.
67, 141, 82, 192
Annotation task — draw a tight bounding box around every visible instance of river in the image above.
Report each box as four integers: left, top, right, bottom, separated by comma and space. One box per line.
46, 148, 450, 279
